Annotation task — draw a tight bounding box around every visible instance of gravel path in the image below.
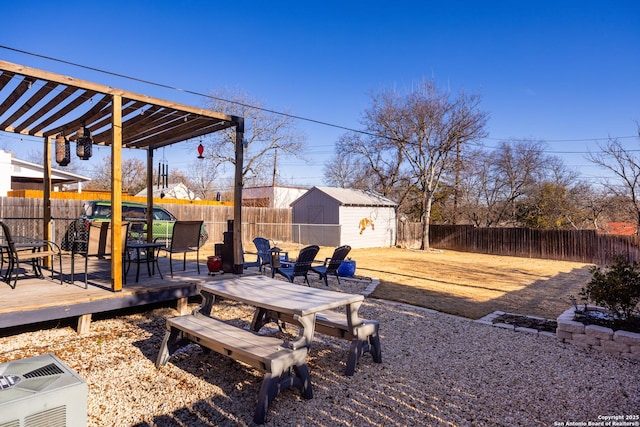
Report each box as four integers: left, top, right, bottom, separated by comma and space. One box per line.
0, 278, 638, 426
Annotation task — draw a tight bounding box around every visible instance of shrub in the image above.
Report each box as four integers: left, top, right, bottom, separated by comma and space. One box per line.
580, 255, 640, 321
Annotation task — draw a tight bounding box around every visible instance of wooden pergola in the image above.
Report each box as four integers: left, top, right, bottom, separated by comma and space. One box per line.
0, 59, 245, 291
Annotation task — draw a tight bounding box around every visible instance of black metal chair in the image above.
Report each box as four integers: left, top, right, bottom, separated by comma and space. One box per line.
0, 221, 63, 289
157, 220, 203, 277
70, 220, 129, 288
274, 245, 319, 286
311, 245, 352, 286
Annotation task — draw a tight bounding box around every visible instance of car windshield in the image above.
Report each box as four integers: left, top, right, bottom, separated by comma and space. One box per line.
153, 209, 173, 221
90, 204, 112, 217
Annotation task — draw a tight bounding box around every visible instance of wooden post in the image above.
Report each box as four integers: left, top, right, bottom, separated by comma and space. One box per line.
77, 313, 92, 335
111, 94, 124, 291
147, 148, 154, 242
43, 135, 52, 267
176, 297, 189, 315
233, 117, 244, 274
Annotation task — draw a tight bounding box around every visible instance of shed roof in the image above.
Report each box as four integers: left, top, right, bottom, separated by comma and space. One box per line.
308, 186, 397, 207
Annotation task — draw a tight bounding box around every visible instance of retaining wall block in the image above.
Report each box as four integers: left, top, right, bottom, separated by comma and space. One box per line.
613, 330, 640, 346
571, 333, 600, 347
557, 320, 585, 334
600, 339, 630, 354
556, 330, 573, 341
585, 324, 614, 341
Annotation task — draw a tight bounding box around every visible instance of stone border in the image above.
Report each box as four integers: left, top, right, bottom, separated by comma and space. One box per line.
475, 311, 556, 338
556, 306, 640, 359
341, 276, 380, 296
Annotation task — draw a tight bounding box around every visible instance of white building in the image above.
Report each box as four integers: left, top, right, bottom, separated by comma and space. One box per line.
0, 150, 91, 196
243, 185, 308, 208
291, 186, 397, 249
135, 183, 201, 200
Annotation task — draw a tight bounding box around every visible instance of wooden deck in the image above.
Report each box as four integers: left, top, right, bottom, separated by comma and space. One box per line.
0, 254, 241, 333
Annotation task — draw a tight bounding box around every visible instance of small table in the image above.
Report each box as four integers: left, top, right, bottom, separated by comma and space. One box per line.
126, 242, 164, 282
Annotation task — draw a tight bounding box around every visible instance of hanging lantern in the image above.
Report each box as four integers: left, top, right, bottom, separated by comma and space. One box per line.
76, 126, 93, 160
55, 134, 70, 166
197, 143, 204, 159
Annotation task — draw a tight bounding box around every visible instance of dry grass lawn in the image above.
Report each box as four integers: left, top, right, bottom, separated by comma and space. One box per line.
278, 245, 594, 320
201, 242, 595, 321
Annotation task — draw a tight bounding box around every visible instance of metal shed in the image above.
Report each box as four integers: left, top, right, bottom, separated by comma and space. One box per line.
291, 186, 397, 249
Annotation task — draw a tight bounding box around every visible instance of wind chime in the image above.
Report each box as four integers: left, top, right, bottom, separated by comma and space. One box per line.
157, 149, 169, 198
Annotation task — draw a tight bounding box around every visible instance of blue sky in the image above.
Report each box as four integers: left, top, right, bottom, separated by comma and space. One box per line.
1, 1, 638, 188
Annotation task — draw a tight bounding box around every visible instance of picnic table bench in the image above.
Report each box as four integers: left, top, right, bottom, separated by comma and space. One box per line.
156, 312, 312, 425
254, 308, 382, 376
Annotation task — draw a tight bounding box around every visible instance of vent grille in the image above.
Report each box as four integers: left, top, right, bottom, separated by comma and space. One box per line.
25, 406, 66, 427
0, 419, 20, 427
23, 363, 64, 378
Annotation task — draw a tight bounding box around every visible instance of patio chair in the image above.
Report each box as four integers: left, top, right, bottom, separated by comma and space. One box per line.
70, 220, 130, 289
273, 245, 320, 286
242, 241, 261, 270
0, 221, 63, 289
311, 245, 352, 286
247, 237, 289, 273
157, 220, 203, 277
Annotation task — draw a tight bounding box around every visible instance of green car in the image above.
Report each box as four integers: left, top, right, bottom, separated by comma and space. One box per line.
81, 200, 208, 245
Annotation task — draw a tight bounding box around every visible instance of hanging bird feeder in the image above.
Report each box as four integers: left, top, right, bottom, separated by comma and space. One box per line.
76, 126, 93, 160
197, 143, 204, 159
55, 133, 70, 166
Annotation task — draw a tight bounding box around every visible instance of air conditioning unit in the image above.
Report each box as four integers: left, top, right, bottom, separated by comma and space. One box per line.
0, 353, 87, 427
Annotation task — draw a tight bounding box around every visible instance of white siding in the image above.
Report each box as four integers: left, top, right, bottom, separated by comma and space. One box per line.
273, 187, 307, 208
339, 206, 396, 248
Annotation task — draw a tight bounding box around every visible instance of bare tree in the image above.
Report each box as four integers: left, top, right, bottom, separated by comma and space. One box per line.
183, 160, 221, 200
587, 135, 640, 233
363, 80, 488, 249
324, 132, 412, 206
198, 88, 306, 187
460, 140, 548, 227
86, 156, 146, 195
323, 138, 367, 189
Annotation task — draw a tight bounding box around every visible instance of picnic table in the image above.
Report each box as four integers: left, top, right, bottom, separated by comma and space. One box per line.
157, 275, 379, 424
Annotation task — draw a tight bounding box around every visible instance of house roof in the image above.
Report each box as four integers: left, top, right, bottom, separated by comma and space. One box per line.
12, 156, 91, 183
600, 222, 637, 236
0, 60, 239, 150
308, 186, 397, 207
135, 183, 200, 200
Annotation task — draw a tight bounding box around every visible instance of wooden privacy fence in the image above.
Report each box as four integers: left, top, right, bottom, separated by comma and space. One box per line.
6, 196, 640, 266
425, 224, 640, 265
0, 197, 292, 247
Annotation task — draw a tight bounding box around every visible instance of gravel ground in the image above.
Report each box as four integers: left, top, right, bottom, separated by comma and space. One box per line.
0, 277, 639, 427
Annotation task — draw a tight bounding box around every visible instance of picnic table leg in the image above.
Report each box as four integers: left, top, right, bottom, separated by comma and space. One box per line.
197, 292, 216, 316
254, 364, 313, 425
345, 320, 382, 376
156, 327, 191, 368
